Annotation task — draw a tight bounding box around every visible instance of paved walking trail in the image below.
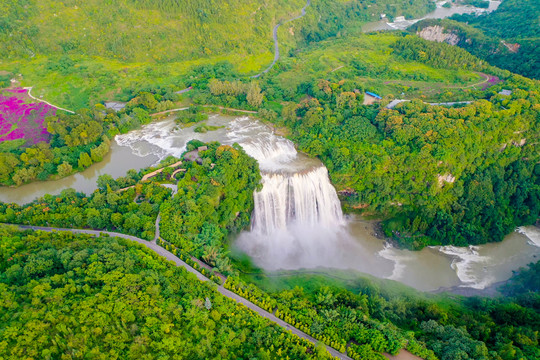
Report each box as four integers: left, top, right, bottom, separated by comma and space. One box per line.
6, 223, 351, 360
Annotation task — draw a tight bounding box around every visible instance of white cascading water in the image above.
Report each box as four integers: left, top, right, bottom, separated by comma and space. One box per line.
234, 128, 366, 271
252, 167, 344, 234
112, 115, 540, 289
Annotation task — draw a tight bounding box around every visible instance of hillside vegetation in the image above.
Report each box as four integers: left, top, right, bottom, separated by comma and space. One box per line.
0, 0, 305, 63
0, 0, 435, 63
452, 0, 540, 40
410, 18, 539, 79
415, 0, 540, 79
0, 227, 332, 359
186, 33, 540, 249
0, 0, 437, 109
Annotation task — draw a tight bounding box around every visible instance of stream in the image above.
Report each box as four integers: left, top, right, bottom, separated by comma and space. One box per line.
1, 114, 538, 293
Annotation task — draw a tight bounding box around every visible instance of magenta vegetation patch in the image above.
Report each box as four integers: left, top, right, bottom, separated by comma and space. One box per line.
0, 88, 55, 146
482, 74, 502, 90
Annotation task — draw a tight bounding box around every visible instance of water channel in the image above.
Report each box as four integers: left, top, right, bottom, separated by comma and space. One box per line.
1, 114, 538, 293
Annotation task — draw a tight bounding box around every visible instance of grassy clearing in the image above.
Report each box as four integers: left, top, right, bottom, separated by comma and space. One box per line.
272, 33, 485, 101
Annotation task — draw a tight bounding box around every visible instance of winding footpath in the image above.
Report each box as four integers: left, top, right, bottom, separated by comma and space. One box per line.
23, 87, 75, 114
252, 0, 311, 78
5, 223, 351, 360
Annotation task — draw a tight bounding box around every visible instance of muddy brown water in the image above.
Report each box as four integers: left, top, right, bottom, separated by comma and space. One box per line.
0, 142, 158, 204
1, 114, 538, 293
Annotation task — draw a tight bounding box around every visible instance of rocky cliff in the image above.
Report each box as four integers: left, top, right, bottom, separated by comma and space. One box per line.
417, 25, 460, 45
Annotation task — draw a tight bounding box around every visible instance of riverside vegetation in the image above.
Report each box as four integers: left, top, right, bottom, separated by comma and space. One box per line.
1, 152, 538, 359
1, 1, 539, 359
0, 89, 178, 186
410, 0, 539, 79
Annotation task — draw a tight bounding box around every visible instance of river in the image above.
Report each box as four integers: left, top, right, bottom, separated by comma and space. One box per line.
1, 114, 538, 293
362, 0, 502, 32
0, 142, 158, 204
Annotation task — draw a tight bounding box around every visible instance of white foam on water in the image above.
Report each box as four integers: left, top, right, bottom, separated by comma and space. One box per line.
226, 117, 298, 171
236, 165, 369, 272
518, 226, 540, 248
377, 243, 415, 280
115, 115, 300, 171
437, 245, 495, 289
387, 19, 421, 30
115, 119, 183, 160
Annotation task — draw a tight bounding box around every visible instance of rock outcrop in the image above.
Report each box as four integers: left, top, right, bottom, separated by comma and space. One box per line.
417, 25, 460, 46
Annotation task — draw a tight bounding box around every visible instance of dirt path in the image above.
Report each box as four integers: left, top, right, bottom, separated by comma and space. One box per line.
462, 72, 494, 89
23, 87, 75, 114
383, 72, 498, 91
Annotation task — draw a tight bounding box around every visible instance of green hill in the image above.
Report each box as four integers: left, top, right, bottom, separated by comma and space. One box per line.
1, 0, 435, 65
0, 0, 306, 63
0, 0, 437, 109
419, 0, 540, 79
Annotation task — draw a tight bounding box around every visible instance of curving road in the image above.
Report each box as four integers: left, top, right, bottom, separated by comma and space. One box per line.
252, 0, 311, 78
5, 223, 351, 360
23, 87, 75, 114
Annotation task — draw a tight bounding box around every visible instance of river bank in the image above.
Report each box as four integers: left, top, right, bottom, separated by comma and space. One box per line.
2, 114, 538, 295
362, 0, 501, 32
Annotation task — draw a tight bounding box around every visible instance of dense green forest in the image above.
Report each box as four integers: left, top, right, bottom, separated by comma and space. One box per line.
185, 34, 540, 249
409, 0, 540, 79
0, 90, 178, 186
0, 227, 334, 359
159, 141, 262, 275
452, 0, 539, 40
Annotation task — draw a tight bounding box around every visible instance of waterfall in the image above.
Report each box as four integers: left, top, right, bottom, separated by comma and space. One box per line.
252, 167, 344, 234
235, 158, 367, 271
115, 114, 368, 272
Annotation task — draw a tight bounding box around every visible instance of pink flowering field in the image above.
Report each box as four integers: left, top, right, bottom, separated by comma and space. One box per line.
0, 88, 55, 146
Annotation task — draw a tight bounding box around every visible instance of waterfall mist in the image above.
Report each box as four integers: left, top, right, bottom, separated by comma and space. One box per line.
110, 114, 540, 291
236, 165, 370, 271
